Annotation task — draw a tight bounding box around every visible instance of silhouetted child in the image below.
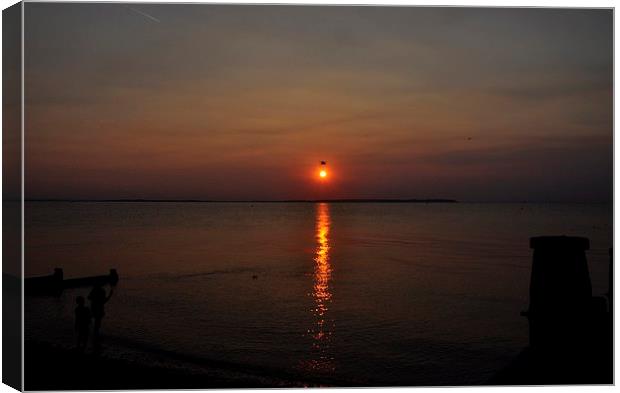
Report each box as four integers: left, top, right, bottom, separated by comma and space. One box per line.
75, 296, 91, 352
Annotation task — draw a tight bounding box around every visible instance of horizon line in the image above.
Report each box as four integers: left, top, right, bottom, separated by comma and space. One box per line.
22, 198, 459, 203
17, 198, 613, 204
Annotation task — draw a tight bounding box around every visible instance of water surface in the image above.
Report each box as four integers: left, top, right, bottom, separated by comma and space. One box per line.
25, 202, 612, 385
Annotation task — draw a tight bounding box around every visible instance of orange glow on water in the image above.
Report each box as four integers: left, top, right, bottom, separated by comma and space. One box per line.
314, 203, 332, 318
306, 202, 334, 372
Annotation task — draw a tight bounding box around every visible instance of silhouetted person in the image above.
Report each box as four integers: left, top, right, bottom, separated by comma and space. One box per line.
74, 296, 91, 352
88, 285, 114, 343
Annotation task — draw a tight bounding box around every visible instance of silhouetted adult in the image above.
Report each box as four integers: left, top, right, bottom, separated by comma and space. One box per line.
88, 285, 114, 341
74, 296, 91, 352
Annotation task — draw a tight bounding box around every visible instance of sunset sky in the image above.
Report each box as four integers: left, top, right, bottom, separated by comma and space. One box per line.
25, 4, 612, 202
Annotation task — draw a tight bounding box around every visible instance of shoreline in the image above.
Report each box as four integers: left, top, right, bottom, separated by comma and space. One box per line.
25, 339, 316, 390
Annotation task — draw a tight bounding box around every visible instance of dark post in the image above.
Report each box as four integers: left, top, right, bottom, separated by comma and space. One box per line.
608, 248, 613, 314
526, 236, 591, 349
109, 269, 119, 286
53, 268, 64, 296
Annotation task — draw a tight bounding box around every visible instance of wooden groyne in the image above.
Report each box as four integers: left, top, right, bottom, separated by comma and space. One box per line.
25, 268, 118, 296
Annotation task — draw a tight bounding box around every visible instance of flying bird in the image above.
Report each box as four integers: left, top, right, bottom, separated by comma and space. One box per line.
319, 161, 327, 178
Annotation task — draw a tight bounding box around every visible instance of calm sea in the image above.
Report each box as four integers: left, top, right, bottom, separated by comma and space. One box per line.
24, 202, 612, 386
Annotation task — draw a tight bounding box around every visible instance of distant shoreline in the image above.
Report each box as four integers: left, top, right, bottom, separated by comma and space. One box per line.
24, 198, 459, 203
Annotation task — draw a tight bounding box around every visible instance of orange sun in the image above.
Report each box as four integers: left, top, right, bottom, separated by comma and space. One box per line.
319, 170, 327, 178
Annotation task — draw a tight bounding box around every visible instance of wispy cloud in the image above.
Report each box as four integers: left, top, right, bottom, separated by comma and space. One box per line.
126, 6, 160, 23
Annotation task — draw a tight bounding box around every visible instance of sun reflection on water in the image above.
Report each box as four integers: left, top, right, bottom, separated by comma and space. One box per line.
307, 202, 335, 372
